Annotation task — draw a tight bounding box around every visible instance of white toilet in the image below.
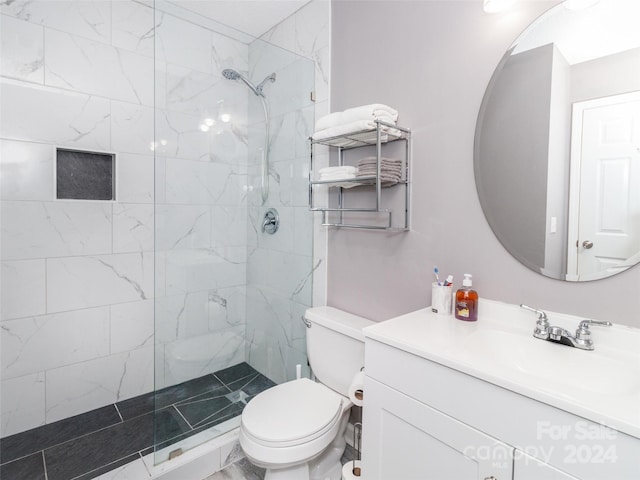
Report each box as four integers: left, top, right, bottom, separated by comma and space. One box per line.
239, 306, 373, 480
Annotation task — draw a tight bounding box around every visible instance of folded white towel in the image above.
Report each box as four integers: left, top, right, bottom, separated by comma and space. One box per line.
318, 166, 357, 175
320, 181, 360, 189
320, 174, 358, 181
316, 104, 399, 131
312, 120, 401, 144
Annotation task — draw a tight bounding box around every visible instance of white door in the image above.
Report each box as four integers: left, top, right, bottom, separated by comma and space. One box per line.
568, 92, 640, 279
362, 378, 514, 480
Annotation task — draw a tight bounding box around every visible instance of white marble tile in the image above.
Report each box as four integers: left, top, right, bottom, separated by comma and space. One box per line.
111, 100, 155, 155
93, 458, 151, 480
0, 372, 45, 437
165, 247, 246, 295
208, 286, 246, 332
290, 300, 310, 352
290, 155, 311, 208
1, 307, 110, 379
155, 12, 212, 74
113, 203, 154, 253
267, 58, 314, 119
0, 0, 111, 44
155, 109, 210, 161
245, 286, 291, 343
0, 14, 44, 83
155, 291, 209, 344
313, 44, 331, 104
165, 64, 219, 117
294, 105, 315, 159
257, 16, 295, 54
155, 204, 211, 251
46, 252, 154, 313
245, 330, 285, 384
117, 153, 154, 204
211, 206, 247, 247
165, 158, 247, 206
45, 345, 154, 422
0, 140, 53, 201
1, 201, 112, 260
294, 0, 331, 58
211, 30, 248, 74
293, 206, 313, 257
163, 328, 244, 386
266, 112, 296, 167
0, 80, 110, 151
247, 248, 312, 303
1, 259, 46, 321
110, 299, 154, 354
45, 29, 154, 106
207, 123, 249, 166
111, 0, 156, 58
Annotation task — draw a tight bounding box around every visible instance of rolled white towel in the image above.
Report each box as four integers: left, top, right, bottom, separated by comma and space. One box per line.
315, 104, 398, 131
312, 119, 401, 143
320, 173, 357, 181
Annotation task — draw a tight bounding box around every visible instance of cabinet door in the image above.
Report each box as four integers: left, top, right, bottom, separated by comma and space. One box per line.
514, 451, 580, 479
362, 378, 513, 480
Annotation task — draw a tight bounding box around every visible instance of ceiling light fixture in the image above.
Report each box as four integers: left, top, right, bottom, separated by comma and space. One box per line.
564, 0, 600, 10
483, 0, 516, 13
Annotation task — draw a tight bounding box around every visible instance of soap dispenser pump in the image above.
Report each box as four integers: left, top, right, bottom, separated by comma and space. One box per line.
455, 274, 478, 322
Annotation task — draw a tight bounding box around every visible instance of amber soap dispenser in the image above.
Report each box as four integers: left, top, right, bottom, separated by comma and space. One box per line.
455, 274, 478, 322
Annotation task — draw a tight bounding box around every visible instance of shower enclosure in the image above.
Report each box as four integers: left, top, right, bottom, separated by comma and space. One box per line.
0, 0, 315, 475
151, 1, 315, 462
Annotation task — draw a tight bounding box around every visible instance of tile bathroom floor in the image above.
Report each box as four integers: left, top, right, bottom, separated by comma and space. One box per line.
0, 362, 275, 480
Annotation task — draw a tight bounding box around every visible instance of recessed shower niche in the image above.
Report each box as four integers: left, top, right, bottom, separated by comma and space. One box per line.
56, 148, 115, 201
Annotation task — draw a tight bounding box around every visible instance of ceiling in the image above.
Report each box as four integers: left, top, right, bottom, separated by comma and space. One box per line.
172, 0, 313, 39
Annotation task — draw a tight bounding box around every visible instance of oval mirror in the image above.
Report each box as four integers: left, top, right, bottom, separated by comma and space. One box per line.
475, 0, 640, 282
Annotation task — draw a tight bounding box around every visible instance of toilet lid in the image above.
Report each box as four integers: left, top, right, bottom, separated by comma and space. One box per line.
242, 378, 343, 445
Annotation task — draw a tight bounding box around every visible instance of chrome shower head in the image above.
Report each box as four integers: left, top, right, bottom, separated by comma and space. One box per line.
221, 68, 261, 96
221, 68, 241, 81
221, 69, 276, 97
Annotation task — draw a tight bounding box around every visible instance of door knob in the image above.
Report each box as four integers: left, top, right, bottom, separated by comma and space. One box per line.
582, 240, 594, 249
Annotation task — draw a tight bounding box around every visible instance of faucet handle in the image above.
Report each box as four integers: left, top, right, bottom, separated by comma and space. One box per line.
576, 319, 612, 337
520, 304, 550, 339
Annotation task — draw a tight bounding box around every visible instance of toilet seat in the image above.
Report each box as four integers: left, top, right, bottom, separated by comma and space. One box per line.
241, 378, 344, 448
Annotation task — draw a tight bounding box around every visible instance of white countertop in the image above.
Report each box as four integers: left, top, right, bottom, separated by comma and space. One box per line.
363, 299, 640, 439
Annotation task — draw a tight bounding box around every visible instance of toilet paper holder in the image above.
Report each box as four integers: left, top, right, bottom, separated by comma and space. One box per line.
351, 422, 362, 477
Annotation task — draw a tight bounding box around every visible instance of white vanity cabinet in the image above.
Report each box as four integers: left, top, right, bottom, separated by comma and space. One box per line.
364, 377, 513, 479
361, 303, 640, 480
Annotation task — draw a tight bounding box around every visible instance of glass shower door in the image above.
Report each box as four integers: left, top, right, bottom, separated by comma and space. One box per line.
152, 1, 315, 462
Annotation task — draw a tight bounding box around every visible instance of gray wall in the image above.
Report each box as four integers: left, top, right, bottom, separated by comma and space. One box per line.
570, 46, 640, 103
327, 0, 640, 327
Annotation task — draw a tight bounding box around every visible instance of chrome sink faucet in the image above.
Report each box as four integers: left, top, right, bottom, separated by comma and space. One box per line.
520, 304, 611, 351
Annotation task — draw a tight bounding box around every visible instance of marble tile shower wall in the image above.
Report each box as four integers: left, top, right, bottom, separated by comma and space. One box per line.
244, 0, 330, 384
0, 0, 250, 437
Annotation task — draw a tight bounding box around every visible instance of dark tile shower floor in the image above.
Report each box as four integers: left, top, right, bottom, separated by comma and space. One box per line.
0, 362, 275, 480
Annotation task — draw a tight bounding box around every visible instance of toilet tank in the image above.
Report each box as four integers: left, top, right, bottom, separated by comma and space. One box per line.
305, 307, 374, 396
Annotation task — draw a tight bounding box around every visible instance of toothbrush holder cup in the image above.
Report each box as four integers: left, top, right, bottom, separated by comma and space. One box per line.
431, 282, 453, 315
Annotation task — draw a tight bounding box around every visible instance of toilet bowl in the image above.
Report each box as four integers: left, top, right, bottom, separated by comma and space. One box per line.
239, 307, 374, 480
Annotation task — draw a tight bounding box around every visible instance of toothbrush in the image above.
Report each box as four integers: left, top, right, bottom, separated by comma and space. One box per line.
434, 267, 441, 285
